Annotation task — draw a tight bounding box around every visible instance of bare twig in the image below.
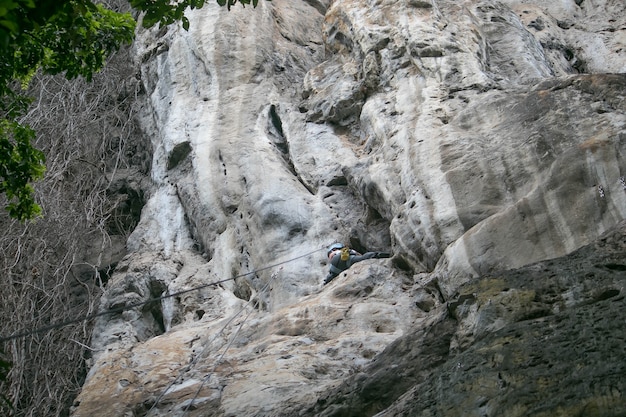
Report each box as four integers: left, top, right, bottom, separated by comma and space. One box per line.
0, 5, 146, 414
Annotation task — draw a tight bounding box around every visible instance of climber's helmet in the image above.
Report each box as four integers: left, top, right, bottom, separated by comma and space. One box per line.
327, 243, 344, 257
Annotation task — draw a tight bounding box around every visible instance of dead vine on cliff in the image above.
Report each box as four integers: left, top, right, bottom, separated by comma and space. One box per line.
0, 37, 144, 417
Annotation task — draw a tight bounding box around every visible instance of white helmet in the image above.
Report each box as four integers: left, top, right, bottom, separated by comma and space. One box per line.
327, 243, 344, 256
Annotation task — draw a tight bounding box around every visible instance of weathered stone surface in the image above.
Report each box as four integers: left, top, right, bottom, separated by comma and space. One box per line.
303, 221, 626, 417
72, 0, 625, 416
75, 261, 421, 417
433, 73, 626, 296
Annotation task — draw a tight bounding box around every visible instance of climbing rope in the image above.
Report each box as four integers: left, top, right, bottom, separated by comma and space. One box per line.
181, 275, 273, 415
148, 268, 279, 414
0, 247, 326, 343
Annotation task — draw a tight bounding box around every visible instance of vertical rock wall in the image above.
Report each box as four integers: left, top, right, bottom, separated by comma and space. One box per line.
72, 0, 625, 416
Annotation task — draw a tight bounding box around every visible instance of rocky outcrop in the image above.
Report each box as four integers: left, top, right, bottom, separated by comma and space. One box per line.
304, 221, 626, 417
71, 0, 625, 416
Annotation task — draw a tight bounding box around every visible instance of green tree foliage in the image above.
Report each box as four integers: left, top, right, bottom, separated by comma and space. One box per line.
0, 0, 136, 220
0, 119, 45, 220
0, 0, 259, 220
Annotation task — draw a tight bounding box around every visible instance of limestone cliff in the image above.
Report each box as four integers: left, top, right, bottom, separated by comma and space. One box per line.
71, 0, 625, 416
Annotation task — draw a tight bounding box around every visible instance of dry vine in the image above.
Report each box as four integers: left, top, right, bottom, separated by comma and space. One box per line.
0, 5, 149, 414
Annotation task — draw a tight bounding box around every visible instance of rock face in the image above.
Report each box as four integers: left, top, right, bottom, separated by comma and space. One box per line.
71, 0, 625, 416
305, 221, 626, 417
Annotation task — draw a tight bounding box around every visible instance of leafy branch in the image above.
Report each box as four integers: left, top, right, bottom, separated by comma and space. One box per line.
1, 0, 262, 220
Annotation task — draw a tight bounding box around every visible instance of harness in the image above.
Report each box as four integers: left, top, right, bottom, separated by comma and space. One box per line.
329, 249, 351, 275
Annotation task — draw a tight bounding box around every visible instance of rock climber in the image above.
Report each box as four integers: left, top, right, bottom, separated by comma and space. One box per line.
324, 243, 391, 285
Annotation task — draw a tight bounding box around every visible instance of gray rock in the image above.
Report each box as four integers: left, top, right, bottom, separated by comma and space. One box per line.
71, 0, 626, 416
303, 221, 626, 417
